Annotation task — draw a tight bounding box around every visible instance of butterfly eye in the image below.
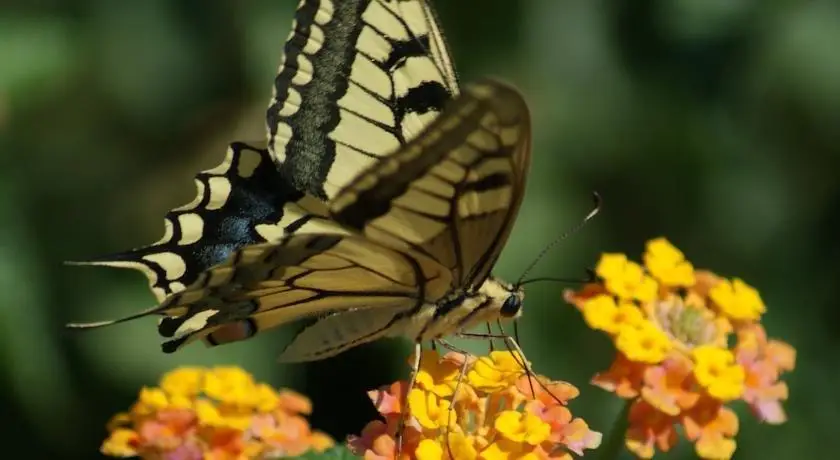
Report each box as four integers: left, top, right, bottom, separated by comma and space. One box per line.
500, 295, 522, 318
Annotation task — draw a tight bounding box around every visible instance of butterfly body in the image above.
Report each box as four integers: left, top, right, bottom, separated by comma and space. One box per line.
409, 277, 524, 342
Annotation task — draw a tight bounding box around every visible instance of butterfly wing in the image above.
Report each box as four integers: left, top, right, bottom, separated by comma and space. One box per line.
154, 79, 530, 357
276, 305, 419, 362
125, 233, 452, 355
277, 79, 532, 357
268, 0, 458, 200
68, 143, 340, 324
330, 78, 532, 289
71, 79, 530, 359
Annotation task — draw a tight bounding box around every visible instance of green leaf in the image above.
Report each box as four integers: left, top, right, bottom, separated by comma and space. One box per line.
284, 445, 360, 460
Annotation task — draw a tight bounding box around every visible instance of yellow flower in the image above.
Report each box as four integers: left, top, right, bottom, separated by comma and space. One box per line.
350, 350, 600, 460
480, 438, 538, 460
415, 350, 461, 397
447, 431, 479, 460
134, 387, 169, 415
709, 278, 765, 321
203, 366, 259, 407
167, 394, 193, 410
596, 254, 658, 302
416, 439, 444, 460
101, 429, 138, 457
566, 237, 796, 459
193, 399, 219, 425
467, 351, 526, 391
408, 388, 455, 429
310, 432, 335, 452
160, 367, 204, 397
696, 435, 737, 460
644, 237, 696, 288
494, 411, 550, 445
253, 383, 281, 413
101, 366, 331, 460
692, 346, 745, 401
616, 321, 673, 364
582, 294, 645, 334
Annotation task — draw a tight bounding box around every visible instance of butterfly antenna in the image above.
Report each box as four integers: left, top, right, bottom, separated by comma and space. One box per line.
515, 192, 602, 286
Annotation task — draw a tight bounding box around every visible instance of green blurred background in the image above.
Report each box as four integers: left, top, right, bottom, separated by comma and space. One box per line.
1, 0, 835, 458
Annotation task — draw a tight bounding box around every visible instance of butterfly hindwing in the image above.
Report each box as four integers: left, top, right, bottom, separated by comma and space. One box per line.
70, 143, 311, 303
329, 79, 532, 289
149, 233, 453, 354
277, 304, 418, 362
268, 0, 459, 200
67, 143, 340, 329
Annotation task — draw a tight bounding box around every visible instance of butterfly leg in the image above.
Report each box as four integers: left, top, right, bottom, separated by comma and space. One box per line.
486, 322, 496, 352
395, 341, 423, 458
435, 338, 473, 460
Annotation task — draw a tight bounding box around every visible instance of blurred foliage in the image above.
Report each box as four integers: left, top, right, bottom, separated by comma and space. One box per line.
1, 0, 837, 458
292, 446, 356, 460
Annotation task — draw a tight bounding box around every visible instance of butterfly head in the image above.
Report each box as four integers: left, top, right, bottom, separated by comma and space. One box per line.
482, 277, 525, 320
500, 290, 523, 318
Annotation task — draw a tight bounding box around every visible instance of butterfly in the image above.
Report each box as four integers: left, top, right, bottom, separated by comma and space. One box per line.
68, 0, 535, 364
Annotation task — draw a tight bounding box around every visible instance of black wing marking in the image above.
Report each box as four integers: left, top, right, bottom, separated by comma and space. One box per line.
267, 0, 458, 200
70, 143, 317, 302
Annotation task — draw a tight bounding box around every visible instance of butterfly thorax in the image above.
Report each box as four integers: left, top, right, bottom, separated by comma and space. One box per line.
409, 276, 524, 341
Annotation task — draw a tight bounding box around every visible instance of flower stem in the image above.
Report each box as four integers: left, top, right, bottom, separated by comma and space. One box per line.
595, 400, 632, 460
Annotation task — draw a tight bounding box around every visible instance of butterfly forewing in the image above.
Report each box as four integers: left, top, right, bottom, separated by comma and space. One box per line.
329, 79, 532, 289
268, 0, 459, 200
275, 79, 532, 358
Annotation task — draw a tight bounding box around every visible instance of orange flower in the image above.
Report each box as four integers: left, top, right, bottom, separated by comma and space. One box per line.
348, 350, 600, 460
101, 366, 332, 459
565, 237, 795, 459
625, 401, 678, 458
591, 353, 645, 399
682, 399, 739, 460
641, 353, 700, 416
735, 324, 796, 424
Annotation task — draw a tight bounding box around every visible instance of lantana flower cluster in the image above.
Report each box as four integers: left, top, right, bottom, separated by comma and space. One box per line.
564, 237, 796, 459
348, 350, 601, 460
101, 366, 333, 459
